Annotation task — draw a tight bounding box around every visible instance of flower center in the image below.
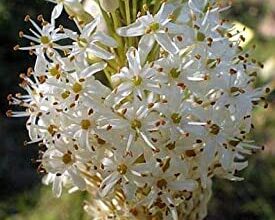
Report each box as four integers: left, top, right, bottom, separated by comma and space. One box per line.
47, 124, 58, 135
117, 164, 128, 175
156, 179, 168, 189
72, 82, 83, 93
209, 124, 220, 135
171, 113, 182, 124
131, 119, 142, 130
81, 119, 91, 130
62, 153, 73, 165
40, 36, 51, 44
61, 90, 70, 99
170, 68, 180, 78
196, 32, 206, 42
77, 37, 88, 48
149, 22, 160, 32
132, 75, 142, 86
49, 67, 60, 77
145, 22, 160, 33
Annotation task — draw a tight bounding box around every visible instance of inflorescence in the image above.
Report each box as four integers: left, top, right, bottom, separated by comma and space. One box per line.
8, 0, 269, 219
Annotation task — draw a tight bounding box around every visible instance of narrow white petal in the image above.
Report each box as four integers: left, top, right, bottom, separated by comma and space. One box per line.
138, 35, 155, 65
87, 44, 114, 60
93, 32, 117, 47
154, 33, 179, 54
117, 20, 145, 37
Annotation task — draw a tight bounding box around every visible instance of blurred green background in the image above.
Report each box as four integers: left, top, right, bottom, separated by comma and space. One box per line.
0, 0, 274, 219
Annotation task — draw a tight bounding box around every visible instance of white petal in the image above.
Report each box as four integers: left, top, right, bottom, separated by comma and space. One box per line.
100, 172, 120, 197
154, 33, 179, 54
126, 47, 141, 71
93, 32, 117, 47
138, 35, 155, 65
82, 18, 98, 37
116, 20, 145, 37
87, 44, 114, 60
68, 169, 86, 190
53, 176, 62, 198
79, 62, 107, 78
51, 3, 63, 22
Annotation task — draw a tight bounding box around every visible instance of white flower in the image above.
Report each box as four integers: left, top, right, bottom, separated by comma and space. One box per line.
117, 3, 182, 55
42, 139, 86, 197
109, 48, 160, 103
99, 146, 142, 198
65, 17, 117, 61
19, 17, 68, 51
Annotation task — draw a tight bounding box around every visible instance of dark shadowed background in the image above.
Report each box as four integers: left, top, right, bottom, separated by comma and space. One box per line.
0, 0, 275, 219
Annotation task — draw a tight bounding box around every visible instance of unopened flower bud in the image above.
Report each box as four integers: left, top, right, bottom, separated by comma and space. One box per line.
99, 0, 119, 12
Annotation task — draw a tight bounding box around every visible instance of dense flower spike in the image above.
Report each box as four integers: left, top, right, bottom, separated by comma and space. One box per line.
9, 0, 269, 219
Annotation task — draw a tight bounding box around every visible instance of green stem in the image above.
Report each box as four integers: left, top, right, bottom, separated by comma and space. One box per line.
103, 68, 113, 88
142, 0, 147, 13
153, 1, 161, 15
124, 0, 131, 25
119, 0, 126, 24
111, 11, 120, 30
124, 0, 133, 49
133, 0, 137, 21
148, 43, 160, 62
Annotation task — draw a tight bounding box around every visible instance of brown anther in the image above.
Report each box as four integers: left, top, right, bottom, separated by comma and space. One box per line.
265, 87, 271, 93
6, 110, 13, 117
130, 208, 138, 216
177, 35, 183, 42
106, 125, 112, 131
148, 103, 154, 108
24, 15, 30, 22
230, 68, 237, 75
209, 124, 220, 135
19, 31, 24, 38
185, 150, 196, 157
88, 108, 94, 115
37, 14, 44, 21
97, 137, 106, 145
38, 75, 46, 84
13, 45, 20, 51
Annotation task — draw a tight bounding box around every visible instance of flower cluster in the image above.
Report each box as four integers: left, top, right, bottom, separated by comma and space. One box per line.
8, 0, 269, 219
